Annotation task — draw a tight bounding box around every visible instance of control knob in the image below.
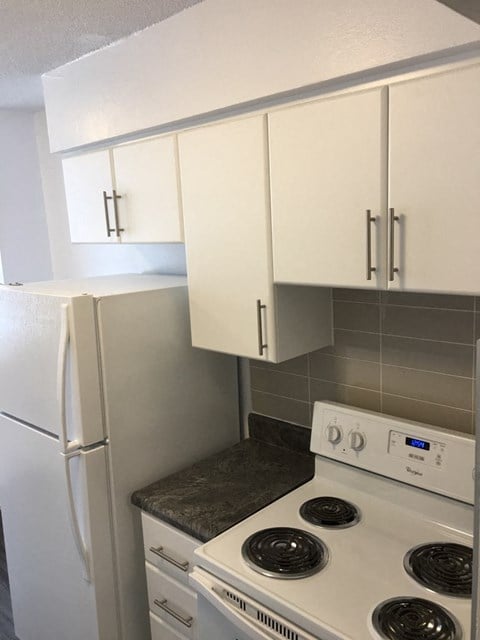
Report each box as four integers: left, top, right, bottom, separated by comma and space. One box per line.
326, 424, 342, 445
349, 430, 366, 452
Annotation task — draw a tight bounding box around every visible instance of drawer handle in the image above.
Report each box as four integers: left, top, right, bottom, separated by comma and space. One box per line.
154, 598, 193, 628
149, 546, 189, 572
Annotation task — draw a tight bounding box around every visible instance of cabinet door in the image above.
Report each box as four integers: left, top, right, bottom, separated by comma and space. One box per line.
269, 87, 387, 288
112, 136, 184, 243
62, 150, 116, 243
178, 115, 277, 360
389, 64, 480, 293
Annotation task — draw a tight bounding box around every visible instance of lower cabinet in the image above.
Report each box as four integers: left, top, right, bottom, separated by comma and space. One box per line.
141, 512, 200, 640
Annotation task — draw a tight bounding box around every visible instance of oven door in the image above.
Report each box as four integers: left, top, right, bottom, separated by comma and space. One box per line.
191, 568, 318, 640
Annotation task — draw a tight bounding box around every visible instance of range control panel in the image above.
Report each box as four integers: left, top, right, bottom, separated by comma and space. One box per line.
310, 401, 474, 504
389, 430, 446, 469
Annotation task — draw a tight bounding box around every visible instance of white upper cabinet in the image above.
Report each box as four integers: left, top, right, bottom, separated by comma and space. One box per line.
112, 137, 183, 243
178, 115, 332, 362
62, 136, 183, 244
269, 87, 388, 289
62, 150, 115, 243
388, 64, 480, 294
269, 63, 480, 295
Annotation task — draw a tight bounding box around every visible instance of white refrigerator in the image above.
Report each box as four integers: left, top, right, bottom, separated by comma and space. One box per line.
0, 274, 240, 640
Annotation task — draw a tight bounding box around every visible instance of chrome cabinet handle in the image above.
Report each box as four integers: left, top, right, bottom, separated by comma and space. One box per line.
103, 191, 115, 238
149, 546, 189, 572
389, 208, 400, 281
154, 599, 193, 628
256, 299, 267, 357
366, 209, 376, 281
111, 189, 124, 237
103, 190, 124, 238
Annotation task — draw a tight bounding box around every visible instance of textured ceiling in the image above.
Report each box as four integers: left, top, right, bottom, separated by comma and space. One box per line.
0, 0, 204, 110
0, 0, 478, 111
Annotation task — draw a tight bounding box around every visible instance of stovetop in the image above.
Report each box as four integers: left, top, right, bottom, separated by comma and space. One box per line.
193, 403, 475, 640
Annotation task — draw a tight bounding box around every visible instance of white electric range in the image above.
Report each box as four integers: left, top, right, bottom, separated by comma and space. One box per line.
191, 401, 475, 640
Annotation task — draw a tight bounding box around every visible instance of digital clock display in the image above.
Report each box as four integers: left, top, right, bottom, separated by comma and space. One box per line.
406, 437, 430, 451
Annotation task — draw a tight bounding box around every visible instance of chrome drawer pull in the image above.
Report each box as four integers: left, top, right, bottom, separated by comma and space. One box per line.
149, 546, 189, 572
154, 598, 193, 628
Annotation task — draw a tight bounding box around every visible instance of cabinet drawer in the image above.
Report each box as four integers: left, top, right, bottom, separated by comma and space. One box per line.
146, 562, 197, 639
149, 611, 186, 640
142, 512, 199, 585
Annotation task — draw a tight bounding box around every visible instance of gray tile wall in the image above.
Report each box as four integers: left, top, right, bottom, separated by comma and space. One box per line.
250, 289, 480, 433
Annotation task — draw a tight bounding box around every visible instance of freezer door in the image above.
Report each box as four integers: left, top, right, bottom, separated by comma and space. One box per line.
0, 413, 119, 640
0, 288, 104, 444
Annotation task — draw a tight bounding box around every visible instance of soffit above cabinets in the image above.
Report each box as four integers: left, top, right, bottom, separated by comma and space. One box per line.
43, 0, 480, 153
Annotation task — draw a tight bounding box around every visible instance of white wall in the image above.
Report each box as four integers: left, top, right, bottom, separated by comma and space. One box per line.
34, 111, 186, 280
43, 0, 480, 151
0, 111, 53, 283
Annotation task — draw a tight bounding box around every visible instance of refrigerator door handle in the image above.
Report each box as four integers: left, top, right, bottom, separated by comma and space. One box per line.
61, 448, 91, 582
57, 303, 80, 454
57, 303, 70, 453
57, 304, 90, 581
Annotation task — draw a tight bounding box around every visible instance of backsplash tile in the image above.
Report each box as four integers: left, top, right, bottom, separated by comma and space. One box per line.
309, 379, 382, 414
381, 365, 472, 411
380, 291, 474, 311
324, 329, 380, 362
310, 352, 380, 391
333, 301, 380, 332
381, 394, 473, 433
381, 305, 474, 344
250, 288, 477, 434
250, 367, 309, 402
251, 391, 310, 427
381, 335, 474, 377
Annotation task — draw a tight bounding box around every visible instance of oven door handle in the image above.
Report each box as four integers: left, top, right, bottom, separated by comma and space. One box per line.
190, 568, 317, 640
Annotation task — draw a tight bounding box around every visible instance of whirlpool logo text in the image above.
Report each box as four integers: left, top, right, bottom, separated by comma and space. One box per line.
405, 466, 423, 477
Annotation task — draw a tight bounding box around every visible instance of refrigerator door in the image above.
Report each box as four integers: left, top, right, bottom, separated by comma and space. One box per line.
0, 287, 104, 445
0, 413, 119, 640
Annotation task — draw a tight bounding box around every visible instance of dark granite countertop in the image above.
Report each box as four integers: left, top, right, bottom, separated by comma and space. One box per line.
131, 414, 314, 542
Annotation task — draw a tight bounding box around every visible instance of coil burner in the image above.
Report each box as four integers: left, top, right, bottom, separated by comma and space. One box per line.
241, 527, 328, 579
404, 543, 472, 598
299, 496, 360, 528
372, 597, 460, 640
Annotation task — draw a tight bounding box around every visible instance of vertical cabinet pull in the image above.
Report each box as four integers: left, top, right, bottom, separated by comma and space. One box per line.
256, 300, 267, 357
103, 190, 124, 238
103, 191, 115, 238
366, 209, 376, 281
112, 189, 125, 237
389, 207, 400, 281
